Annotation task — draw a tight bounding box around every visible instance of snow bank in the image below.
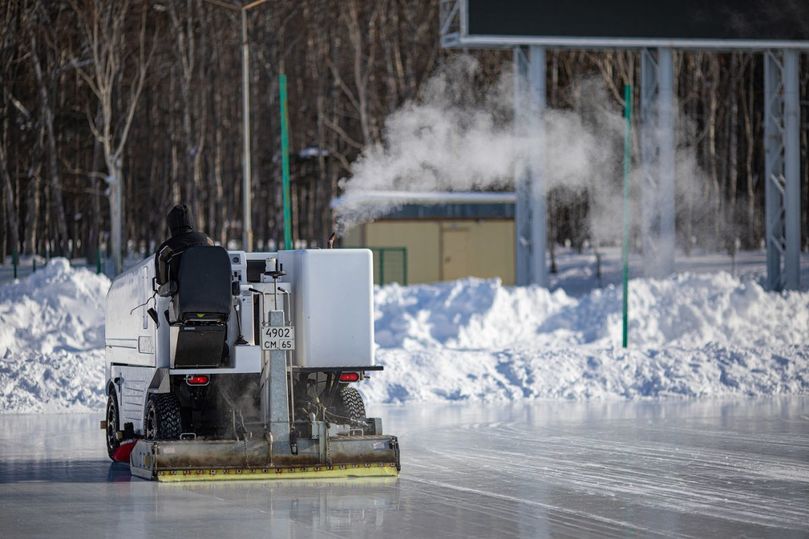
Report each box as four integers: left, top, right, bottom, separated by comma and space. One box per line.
373, 273, 809, 351
365, 274, 809, 402
0, 260, 109, 413
0, 259, 807, 413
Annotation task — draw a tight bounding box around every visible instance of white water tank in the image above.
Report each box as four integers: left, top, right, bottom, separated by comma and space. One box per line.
277, 249, 374, 368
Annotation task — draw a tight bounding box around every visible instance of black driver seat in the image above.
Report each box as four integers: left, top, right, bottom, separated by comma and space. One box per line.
162, 245, 232, 368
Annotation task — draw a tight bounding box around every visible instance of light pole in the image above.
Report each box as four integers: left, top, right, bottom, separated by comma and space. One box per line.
203, 0, 269, 251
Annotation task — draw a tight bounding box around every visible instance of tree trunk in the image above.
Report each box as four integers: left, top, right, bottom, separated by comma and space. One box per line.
30, 34, 68, 256
0, 144, 19, 258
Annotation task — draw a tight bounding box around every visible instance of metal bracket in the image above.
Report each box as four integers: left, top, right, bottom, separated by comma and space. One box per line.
439, 0, 463, 48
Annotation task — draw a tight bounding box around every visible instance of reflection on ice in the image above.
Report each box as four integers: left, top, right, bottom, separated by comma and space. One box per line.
1, 398, 808, 538
175, 478, 401, 531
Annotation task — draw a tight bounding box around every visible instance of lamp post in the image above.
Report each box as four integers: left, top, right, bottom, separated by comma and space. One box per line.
202, 0, 269, 251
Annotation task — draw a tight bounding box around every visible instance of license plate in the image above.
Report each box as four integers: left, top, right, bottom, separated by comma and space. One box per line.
261, 326, 295, 351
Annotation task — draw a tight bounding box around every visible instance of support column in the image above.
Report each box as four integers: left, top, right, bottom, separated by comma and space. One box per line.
640, 49, 659, 273
513, 46, 548, 287
528, 45, 548, 287
764, 50, 802, 291
513, 47, 531, 285
783, 50, 801, 290
657, 48, 676, 276
639, 48, 675, 278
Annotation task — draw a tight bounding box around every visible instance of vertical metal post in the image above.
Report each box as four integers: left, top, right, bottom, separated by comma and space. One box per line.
279, 74, 293, 250
640, 49, 658, 274
622, 84, 633, 348
241, 9, 253, 252
640, 48, 675, 278
764, 51, 783, 290
657, 48, 676, 276
783, 50, 801, 290
513, 47, 530, 286
762, 50, 801, 291
528, 45, 548, 287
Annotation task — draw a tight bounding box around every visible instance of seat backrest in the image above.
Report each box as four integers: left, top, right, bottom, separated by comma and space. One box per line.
174, 245, 232, 321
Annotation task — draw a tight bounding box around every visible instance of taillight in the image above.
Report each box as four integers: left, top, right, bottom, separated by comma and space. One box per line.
339, 372, 360, 383
185, 375, 210, 386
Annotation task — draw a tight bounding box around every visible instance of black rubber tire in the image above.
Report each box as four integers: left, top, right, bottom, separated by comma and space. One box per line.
105, 389, 121, 460
143, 393, 183, 441
337, 385, 366, 422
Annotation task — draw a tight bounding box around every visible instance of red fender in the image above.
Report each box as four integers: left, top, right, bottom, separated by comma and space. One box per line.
111, 440, 137, 463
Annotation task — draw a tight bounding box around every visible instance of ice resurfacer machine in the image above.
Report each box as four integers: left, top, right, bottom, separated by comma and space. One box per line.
102, 247, 399, 481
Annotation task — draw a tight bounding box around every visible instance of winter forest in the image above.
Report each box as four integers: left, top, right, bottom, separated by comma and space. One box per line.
1, 0, 809, 264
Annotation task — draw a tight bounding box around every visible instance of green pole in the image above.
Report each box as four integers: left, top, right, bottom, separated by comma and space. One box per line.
279, 73, 293, 250
622, 84, 632, 348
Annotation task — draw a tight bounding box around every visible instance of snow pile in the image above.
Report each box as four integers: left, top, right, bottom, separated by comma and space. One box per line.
0, 260, 109, 413
373, 273, 808, 351
0, 259, 807, 413
364, 274, 809, 402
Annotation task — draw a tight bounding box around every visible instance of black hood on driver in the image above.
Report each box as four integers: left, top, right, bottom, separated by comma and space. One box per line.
167, 204, 194, 236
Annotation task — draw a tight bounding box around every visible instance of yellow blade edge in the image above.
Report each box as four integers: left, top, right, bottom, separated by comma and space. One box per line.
156, 463, 399, 482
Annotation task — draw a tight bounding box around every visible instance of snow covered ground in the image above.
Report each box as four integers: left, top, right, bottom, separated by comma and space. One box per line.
0, 251, 807, 413
0, 260, 108, 413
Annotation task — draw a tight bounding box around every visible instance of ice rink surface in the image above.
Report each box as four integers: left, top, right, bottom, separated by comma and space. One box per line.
1, 398, 808, 538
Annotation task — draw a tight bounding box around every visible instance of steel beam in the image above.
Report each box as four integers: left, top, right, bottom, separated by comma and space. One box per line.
764, 50, 802, 291
513, 47, 531, 285
657, 48, 676, 276
639, 48, 675, 277
528, 45, 548, 287
640, 49, 659, 274
783, 50, 801, 290
513, 46, 548, 287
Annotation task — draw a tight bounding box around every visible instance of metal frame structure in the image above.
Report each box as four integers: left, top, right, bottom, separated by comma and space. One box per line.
439, 0, 805, 290
764, 50, 801, 291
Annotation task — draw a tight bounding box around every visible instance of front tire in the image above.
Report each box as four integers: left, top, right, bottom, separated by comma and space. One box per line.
143, 393, 183, 440
106, 390, 120, 460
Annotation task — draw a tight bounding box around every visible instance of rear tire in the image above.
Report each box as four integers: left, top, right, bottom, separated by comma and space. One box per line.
106, 390, 120, 460
336, 385, 366, 422
143, 393, 183, 440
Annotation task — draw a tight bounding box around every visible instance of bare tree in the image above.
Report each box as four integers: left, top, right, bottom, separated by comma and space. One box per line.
69, 0, 154, 272
29, 2, 69, 255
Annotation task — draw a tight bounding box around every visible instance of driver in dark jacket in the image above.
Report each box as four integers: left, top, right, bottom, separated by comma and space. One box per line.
155, 204, 214, 285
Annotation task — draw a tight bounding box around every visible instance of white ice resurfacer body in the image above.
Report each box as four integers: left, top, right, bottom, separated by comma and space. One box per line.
103, 248, 399, 481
